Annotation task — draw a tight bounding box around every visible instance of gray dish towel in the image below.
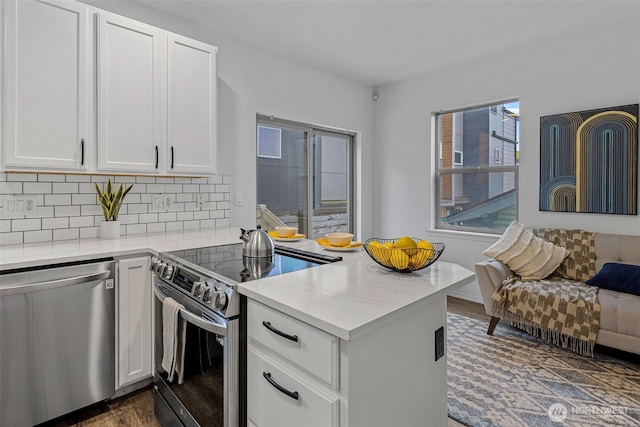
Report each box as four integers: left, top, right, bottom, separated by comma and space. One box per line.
161, 296, 187, 384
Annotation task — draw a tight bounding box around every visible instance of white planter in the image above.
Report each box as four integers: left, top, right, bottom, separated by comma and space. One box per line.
100, 220, 121, 239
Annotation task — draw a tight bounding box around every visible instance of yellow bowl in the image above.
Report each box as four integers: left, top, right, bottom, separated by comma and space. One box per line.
274, 226, 298, 237
325, 232, 354, 247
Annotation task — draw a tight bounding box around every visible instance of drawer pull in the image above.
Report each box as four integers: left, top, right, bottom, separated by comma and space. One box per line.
262, 321, 299, 342
263, 372, 299, 400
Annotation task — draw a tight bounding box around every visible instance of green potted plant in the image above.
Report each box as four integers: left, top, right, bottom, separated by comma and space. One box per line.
95, 179, 133, 238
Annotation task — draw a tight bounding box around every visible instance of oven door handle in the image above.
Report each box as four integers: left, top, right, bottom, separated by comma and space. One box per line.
154, 283, 227, 337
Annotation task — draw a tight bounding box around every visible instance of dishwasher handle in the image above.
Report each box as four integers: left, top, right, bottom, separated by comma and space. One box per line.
154, 283, 227, 337
0, 270, 111, 296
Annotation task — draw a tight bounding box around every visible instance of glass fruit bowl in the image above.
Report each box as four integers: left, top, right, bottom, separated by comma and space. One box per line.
363, 237, 444, 273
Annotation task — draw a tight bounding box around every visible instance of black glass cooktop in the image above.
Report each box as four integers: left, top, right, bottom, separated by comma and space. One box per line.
168, 243, 341, 283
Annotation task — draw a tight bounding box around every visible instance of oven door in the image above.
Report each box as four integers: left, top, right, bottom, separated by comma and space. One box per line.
153, 279, 239, 427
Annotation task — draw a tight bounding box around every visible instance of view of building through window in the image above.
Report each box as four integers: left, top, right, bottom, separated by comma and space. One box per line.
256, 117, 353, 238
436, 100, 519, 233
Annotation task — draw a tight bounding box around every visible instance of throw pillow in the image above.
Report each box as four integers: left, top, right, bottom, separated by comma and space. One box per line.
532, 228, 597, 281
585, 263, 640, 296
483, 220, 569, 281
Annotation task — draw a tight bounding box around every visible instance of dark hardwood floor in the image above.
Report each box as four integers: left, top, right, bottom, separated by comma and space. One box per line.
41, 297, 487, 427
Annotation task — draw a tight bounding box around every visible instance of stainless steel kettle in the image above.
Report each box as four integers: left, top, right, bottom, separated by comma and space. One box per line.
239, 225, 275, 258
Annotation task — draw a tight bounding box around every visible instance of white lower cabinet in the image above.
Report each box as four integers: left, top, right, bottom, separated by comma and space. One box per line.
116, 256, 152, 389
247, 300, 339, 427
246, 295, 450, 427
247, 347, 339, 427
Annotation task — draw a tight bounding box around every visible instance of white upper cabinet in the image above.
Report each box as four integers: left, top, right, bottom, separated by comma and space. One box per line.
3, 0, 91, 171
97, 15, 218, 176
97, 13, 167, 173
167, 34, 218, 175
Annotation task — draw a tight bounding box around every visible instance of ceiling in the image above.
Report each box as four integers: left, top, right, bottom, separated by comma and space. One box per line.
129, 0, 640, 87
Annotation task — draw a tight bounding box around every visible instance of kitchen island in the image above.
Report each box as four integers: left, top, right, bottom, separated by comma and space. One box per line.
238, 238, 475, 427
0, 229, 475, 427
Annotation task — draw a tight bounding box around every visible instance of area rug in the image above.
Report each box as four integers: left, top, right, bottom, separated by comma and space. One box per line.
447, 313, 640, 427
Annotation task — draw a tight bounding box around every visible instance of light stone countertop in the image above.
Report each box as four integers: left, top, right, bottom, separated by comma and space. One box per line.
0, 229, 475, 340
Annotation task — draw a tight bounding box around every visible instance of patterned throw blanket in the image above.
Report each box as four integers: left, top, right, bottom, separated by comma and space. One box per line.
491, 276, 601, 357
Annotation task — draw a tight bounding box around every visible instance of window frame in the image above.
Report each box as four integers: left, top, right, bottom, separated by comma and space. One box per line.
434, 99, 519, 235
256, 115, 356, 237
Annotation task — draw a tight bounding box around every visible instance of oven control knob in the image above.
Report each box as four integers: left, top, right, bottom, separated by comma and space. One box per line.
203, 286, 214, 304
150, 258, 159, 271
193, 281, 206, 298
163, 265, 174, 279
158, 262, 167, 276
213, 291, 228, 310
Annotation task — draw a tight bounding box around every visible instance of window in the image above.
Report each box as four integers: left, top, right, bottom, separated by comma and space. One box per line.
435, 100, 519, 233
256, 116, 354, 238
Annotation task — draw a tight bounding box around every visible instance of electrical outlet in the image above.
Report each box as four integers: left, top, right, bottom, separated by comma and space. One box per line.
196, 193, 203, 208
235, 192, 243, 206
150, 194, 164, 212
435, 326, 445, 361
1, 196, 38, 217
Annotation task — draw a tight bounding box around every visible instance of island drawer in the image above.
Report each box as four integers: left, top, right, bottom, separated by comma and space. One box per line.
247, 300, 339, 387
247, 347, 339, 427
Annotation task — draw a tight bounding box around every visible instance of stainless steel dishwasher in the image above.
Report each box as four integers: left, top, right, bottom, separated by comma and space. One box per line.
0, 258, 116, 426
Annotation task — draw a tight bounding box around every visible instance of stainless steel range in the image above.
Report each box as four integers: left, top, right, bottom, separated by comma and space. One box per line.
151, 242, 341, 427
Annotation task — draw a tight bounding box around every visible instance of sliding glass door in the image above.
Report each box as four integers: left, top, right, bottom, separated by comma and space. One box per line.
256, 117, 353, 238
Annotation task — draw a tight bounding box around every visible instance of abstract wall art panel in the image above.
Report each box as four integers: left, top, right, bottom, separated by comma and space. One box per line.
540, 104, 638, 215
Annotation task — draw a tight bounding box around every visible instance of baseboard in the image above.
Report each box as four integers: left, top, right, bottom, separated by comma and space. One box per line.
448, 291, 483, 304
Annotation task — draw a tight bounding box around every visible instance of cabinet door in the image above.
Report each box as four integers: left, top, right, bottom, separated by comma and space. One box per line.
3, 0, 90, 170
97, 13, 166, 173
117, 256, 152, 388
167, 33, 217, 175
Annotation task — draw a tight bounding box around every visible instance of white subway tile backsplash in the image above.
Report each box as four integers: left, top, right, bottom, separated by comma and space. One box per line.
38, 174, 66, 182
80, 227, 99, 239
1, 232, 23, 245
0, 174, 231, 245
166, 221, 184, 231
126, 224, 147, 235
42, 217, 69, 229
159, 212, 177, 222
53, 183, 79, 193
24, 182, 52, 194
45, 194, 71, 205
127, 204, 148, 214
53, 228, 79, 241
13, 218, 41, 232
67, 175, 91, 182
7, 173, 37, 182
0, 182, 23, 194
194, 211, 209, 220
55, 205, 81, 217
136, 177, 156, 183
147, 184, 166, 193
176, 193, 193, 203
139, 213, 158, 223
146, 222, 165, 233
72, 194, 97, 205
24, 230, 52, 243
177, 212, 194, 221
184, 220, 200, 230
216, 218, 231, 227
70, 216, 95, 228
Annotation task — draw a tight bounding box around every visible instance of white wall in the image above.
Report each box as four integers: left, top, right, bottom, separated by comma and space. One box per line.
84, 0, 375, 240
372, 17, 640, 302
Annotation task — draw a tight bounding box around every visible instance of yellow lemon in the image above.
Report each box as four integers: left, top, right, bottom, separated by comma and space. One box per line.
375, 247, 391, 264
383, 242, 395, 249
390, 250, 409, 270
417, 240, 433, 250
396, 236, 417, 256
409, 252, 428, 269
